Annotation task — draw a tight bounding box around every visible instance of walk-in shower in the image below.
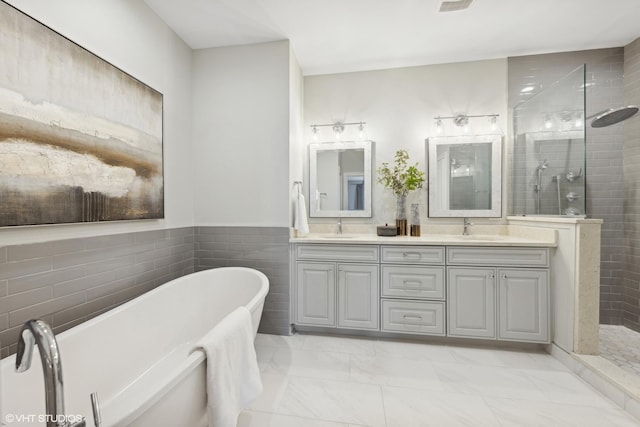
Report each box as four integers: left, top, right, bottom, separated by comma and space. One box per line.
512, 65, 587, 216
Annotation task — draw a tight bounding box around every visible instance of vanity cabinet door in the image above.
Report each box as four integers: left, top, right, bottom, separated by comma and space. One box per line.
447, 267, 496, 339
296, 262, 336, 326
337, 264, 379, 330
498, 269, 549, 343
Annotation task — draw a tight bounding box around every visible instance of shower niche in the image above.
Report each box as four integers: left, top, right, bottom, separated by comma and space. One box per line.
512, 65, 587, 216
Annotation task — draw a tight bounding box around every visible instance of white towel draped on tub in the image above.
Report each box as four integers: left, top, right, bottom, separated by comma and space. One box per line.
194, 306, 263, 427
294, 192, 310, 235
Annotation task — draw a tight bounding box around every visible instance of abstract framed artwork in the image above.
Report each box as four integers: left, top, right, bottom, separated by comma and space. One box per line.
0, 1, 164, 227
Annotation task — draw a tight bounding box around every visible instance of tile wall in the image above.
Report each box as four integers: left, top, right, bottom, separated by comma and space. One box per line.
0, 227, 195, 357
508, 48, 626, 325
0, 225, 292, 357
623, 37, 640, 332
194, 226, 291, 336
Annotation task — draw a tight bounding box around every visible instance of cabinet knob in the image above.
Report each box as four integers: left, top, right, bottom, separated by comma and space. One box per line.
502, 274, 508, 279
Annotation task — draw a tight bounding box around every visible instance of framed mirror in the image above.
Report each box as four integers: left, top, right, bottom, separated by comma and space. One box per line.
309, 140, 373, 217
427, 135, 502, 217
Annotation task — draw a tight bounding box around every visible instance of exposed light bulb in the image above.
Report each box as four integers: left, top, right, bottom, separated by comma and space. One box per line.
332, 122, 345, 142
435, 119, 443, 134
312, 126, 318, 141
574, 113, 583, 128
358, 123, 365, 139
490, 116, 497, 131
544, 115, 553, 129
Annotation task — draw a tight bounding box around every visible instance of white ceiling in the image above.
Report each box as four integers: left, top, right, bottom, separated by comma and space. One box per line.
143, 0, 640, 75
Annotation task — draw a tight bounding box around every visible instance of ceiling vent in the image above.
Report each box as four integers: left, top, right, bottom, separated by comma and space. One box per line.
439, 0, 473, 12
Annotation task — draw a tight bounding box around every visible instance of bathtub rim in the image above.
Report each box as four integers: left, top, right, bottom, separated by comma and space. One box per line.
57, 266, 269, 342
1, 267, 269, 427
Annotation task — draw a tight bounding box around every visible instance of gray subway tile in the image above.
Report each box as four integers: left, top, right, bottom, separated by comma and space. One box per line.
8, 265, 86, 295
52, 295, 113, 328
134, 229, 169, 243
84, 233, 135, 250
86, 277, 135, 301
0, 287, 51, 313
0, 257, 52, 280
53, 270, 115, 298
53, 248, 113, 270
9, 292, 85, 328
7, 239, 84, 262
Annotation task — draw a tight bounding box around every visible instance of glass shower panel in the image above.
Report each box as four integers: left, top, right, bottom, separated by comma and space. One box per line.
512, 65, 586, 216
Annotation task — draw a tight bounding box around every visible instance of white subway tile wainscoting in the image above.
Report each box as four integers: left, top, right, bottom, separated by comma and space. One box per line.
239, 333, 640, 427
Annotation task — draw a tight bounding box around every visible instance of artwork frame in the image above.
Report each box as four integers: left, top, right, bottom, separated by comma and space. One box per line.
0, 1, 164, 227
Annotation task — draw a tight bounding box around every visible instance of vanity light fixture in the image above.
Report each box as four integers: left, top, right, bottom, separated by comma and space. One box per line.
433, 113, 499, 134
309, 121, 367, 142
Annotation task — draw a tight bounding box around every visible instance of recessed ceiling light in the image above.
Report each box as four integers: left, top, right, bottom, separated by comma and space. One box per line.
439, 0, 473, 12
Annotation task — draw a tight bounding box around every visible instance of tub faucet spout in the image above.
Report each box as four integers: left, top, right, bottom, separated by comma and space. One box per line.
16, 319, 85, 427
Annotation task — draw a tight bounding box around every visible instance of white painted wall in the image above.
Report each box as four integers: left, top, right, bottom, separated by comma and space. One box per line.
304, 59, 508, 226
0, 0, 194, 245
192, 40, 291, 227
289, 48, 305, 226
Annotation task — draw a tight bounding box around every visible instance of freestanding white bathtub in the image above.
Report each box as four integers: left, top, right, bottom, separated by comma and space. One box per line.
1, 267, 269, 427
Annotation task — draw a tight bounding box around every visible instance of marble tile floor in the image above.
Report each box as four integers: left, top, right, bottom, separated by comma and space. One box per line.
600, 325, 640, 377
238, 333, 640, 427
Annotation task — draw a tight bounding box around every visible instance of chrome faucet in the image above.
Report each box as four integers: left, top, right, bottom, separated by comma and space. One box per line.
16, 319, 86, 427
463, 217, 473, 236
337, 217, 343, 234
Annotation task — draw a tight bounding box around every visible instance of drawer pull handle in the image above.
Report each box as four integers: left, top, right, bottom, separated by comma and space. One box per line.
403, 315, 422, 320
403, 280, 422, 286
403, 252, 421, 258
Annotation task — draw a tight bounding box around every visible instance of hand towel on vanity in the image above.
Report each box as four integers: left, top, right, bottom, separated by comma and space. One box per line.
294, 192, 310, 235
194, 306, 263, 427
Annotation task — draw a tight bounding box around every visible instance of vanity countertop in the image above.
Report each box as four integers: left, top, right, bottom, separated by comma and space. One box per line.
290, 231, 557, 247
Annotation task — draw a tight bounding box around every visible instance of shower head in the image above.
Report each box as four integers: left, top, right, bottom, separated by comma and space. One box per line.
590, 105, 639, 128
537, 159, 548, 170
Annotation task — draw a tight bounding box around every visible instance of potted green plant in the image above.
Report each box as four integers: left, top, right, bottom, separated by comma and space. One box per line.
377, 149, 426, 235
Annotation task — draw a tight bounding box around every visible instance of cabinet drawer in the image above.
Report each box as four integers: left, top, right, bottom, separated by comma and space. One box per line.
381, 300, 445, 336
381, 265, 445, 300
296, 244, 379, 262
447, 247, 548, 267
381, 246, 445, 264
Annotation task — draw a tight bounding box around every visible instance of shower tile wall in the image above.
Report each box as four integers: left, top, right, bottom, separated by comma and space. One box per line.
194, 227, 290, 336
623, 37, 640, 332
508, 48, 625, 324
0, 227, 195, 357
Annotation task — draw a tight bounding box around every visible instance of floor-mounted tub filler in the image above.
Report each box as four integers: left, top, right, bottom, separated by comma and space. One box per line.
1, 267, 269, 427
